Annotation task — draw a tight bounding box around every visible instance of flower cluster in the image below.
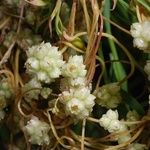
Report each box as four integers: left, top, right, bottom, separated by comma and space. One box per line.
25, 42, 64, 83
96, 83, 122, 108
99, 109, 121, 133
130, 21, 150, 51
24, 116, 50, 145
60, 86, 95, 120
99, 109, 131, 144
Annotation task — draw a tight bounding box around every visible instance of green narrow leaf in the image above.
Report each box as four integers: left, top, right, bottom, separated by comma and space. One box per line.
103, 0, 128, 90
121, 90, 145, 115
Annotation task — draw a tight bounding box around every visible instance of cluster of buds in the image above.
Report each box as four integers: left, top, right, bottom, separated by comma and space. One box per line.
130, 21, 150, 51
95, 83, 122, 108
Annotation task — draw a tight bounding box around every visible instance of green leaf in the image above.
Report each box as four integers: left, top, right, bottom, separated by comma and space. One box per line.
103, 0, 128, 90
121, 90, 145, 115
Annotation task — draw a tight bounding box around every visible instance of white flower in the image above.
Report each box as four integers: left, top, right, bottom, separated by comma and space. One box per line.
96, 83, 122, 108
144, 60, 150, 80
25, 42, 65, 83
62, 55, 87, 78
99, 109, 121, 133
130, 21, 150, 51
60, 86, 95, 119
127, 143, 147, 150
24, 116, 50, 145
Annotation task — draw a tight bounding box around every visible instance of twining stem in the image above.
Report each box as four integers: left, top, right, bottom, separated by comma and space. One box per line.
81, 119, 86, 150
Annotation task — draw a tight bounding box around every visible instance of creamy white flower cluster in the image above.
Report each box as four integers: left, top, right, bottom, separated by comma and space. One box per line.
99, 109, 131, 144
55, 55, 95, 120
25, 42, 64, 83
130, 21, 150, 51
24, 116, 50, 145
0, 78, 12, 120
96, 83, 122, 108
99, 109, 121, 133
60, 86, 95, 120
